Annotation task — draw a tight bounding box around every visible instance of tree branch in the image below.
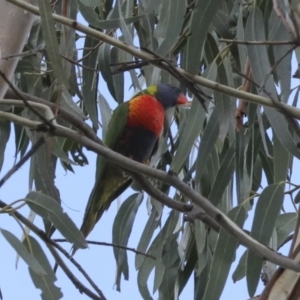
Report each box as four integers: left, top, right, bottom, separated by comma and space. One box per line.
4, 89, 103, 145
51, 125, 300, 273
1, 109, 300, 273
53, 239, 156, 260
0, 199, 106, 300
6, 0, 300, 120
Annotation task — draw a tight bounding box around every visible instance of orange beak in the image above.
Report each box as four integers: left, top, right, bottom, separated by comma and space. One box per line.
176, 93, 189, 105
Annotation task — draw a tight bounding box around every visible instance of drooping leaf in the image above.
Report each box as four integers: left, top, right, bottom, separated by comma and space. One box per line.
0, 121, 10, 172
186, 0, 223, 74
137, 211, 179, 300
171, 63, 217, 173
112, 193, 143, 291
203, 206, 246, 300
232, 250, 247, 283
275, 213, 297, 248
195, 107, 220, 184
23, 235, 63, 300
37, 0, 69, 89
135, 209, 160, 270
25, 191, 87, 249
1, 229, 46, 275
246, 183, 284, 297
245, 7, 300, 159
82, 35, 99, 131
154, 0, 186, 56
77, 0, 143, 29
209, 142, 235, 206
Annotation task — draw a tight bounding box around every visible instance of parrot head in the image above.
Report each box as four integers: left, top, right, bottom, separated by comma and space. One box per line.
145, 84, 188, 109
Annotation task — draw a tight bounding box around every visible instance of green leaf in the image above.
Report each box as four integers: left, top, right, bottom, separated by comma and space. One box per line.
232, 250, 247, 283
195, 107, 220, 183
209, 142, 235, 206
14, 122, 29, 159
25, 126, 61, 234
110, 47, 125, 103
137, 211, 179, 300
203, 206, 246, 300
1, 229, 46, 275
158, 235, 179, 299
171, 63, 217, 173
97, 93, 112, 140
112, 193, 143, 291
117, 0, 141, 90
52, 138, 76, 166
154, 0, 186, 56
23, 236, 63, 300
273, 132, 289, 183
135, 209, 160, 270
246, 183, 284, 297
37, 0, 69, 89
245, 7, 300, 159
0, 121, 10, 172
268, 10, 291, 103
82, 35, 99, 131
275, 213, 297, 248
25, 191, 87, 249
186, 0, 222, 74
77, 0, 143, 29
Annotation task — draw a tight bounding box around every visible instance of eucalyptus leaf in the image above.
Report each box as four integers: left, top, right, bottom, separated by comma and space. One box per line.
186, 0, 222, 74
25, 191, 87, 249
23, 236, 63, 300
195, 107, 220, 183
37, 0, 69, 88
246, 183, 284, 296
0, 121, 10, 172
1, 229, 46, 275
112, 193, 143, 291
245, 7, 300, 159
203, 206, 246, 300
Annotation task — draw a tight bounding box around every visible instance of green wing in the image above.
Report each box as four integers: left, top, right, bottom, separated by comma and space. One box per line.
105, 102, 129, 149
80, 102, 130, 238
95, 102, 129, 180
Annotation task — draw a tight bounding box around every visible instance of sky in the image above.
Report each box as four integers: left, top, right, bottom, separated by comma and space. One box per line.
0, 8, 299, 300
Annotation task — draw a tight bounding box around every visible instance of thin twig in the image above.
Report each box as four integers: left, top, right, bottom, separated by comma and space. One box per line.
0, 136, 45, 189
49, 241, 106, 298
53, 239, 156, 260
47, 245, 103, 300
0, 47, 44, 60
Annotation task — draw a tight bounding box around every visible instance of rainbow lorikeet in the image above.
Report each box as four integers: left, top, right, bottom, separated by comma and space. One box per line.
80, 83, 188, 238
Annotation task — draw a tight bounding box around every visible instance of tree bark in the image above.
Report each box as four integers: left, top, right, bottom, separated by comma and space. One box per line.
0, 0, 37, 98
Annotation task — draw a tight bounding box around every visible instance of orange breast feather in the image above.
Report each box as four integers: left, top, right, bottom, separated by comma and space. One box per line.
126, 95, 165, 137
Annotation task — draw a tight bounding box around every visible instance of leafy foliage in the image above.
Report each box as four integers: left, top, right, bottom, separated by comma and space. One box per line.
1, 0, 300, 299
